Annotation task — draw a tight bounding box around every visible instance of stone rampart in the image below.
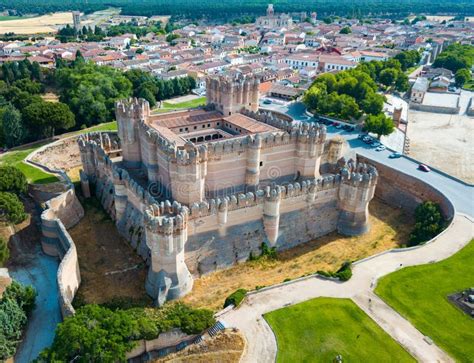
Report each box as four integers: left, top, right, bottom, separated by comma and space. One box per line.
40, 185, 84, 318
357, 155, 455, 219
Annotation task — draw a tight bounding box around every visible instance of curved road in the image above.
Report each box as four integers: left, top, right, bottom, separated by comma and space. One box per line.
219, 101, 474, 362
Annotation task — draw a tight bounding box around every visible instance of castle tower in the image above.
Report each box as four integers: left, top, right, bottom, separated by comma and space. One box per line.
144, 203, 193, 306
326, 136, 346, 165
295, 123, 326, 179
169, 143, 208, 205
206, 73, 260, 116
115, 98, 150, 169
337, 162, 377, 236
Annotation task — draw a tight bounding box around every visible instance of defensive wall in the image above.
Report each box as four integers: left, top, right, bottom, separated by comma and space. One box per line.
357, 155, 455, 220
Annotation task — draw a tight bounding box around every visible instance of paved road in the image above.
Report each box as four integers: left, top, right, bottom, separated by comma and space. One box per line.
261, 101, 474, 216
221, 214, 473, 362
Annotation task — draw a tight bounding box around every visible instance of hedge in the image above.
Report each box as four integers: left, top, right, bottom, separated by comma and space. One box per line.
223, 288, 248, 308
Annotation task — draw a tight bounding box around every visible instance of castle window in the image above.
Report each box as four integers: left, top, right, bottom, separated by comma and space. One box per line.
194, 126, 197, 130
202, 125, 205, 128
185, 127, 189, 131
179, 128, 183, 132
259, 161, 263, 167
217, 122, 220, 126
207, 123, 210, 127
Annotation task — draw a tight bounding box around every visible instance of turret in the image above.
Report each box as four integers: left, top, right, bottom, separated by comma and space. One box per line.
246, 134, 262, 189
116, 98, 150, 169
337, 161, 378, 236
263, 185, 282, 246
295, 122, 326, 178
144, 202, 193, 306
169, 143, 207, 205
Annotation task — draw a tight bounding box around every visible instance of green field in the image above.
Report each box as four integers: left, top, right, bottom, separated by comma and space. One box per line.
0, 16, 22, 21
0, 143, 59, 184
265, 297, 414, 363
376, 240, 474, 362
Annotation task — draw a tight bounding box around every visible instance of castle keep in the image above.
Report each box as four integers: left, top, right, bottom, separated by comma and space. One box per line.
78, 73, 378, 305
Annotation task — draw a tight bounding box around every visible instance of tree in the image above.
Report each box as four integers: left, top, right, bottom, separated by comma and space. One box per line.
2, 105, 25, 148
339, 26, 352, 34
0, 166, 27, 195
455, 68, 471, 87
364, 113, 395, 139
0, 192, 27, 224
23, 101, 75, 138
409, 201, 445, 246
137, 87, 156, 108
379, 68, 398, 87
38, 305, 139, 362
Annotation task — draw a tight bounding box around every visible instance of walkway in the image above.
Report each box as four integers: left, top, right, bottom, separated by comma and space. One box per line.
221, 214, 473, 362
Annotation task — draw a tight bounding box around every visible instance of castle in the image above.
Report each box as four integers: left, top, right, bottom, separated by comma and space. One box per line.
78, 72, 378, 305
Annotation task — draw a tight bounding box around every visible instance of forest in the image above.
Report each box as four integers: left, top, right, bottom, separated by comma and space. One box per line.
1, 0, 473, 20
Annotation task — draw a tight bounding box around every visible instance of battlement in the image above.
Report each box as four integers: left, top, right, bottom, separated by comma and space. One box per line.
116, 98, 150, 121
340, 160, 378, 187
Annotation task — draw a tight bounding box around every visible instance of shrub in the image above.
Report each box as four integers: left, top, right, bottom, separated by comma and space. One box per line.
317, 262, 353, 281
0, 192, 27, 224
0, 166, 27, 195
223, 288, 248, 308
0, 281, 36, 360
0, 237, 9, 266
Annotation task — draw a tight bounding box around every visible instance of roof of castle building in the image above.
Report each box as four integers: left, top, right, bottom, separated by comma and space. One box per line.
223, 113, 278, 134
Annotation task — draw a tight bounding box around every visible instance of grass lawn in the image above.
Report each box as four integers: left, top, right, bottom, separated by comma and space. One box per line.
0, 16, 22, 21
0, 143, 59, 184
264, 297, 414, 363
0, 121, 117, 184
376, 240, 474, 362
159, 96, 206, 112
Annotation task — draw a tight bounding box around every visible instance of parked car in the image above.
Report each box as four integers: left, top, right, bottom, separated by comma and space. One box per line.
418, 164, 431, 172
263, 99, 272, 105
375, 145, 386, 151
372, 142, 381, 148
335, 124, 343, 129
389, 152, 402, 159
358, 134, 367, 139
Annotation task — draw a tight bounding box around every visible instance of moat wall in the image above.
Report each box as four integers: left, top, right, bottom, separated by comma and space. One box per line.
357, 155, 455, 219
40, 185, 84, 318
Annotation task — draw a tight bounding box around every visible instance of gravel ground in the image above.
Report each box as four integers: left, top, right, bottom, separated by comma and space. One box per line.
407, 90, 474, 184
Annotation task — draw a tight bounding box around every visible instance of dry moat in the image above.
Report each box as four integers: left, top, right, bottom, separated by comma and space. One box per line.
70, 196, 412, 310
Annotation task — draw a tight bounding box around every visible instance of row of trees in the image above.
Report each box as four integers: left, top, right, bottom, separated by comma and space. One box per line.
433, 44, 473, 88
57, 21, 164, 43
125, 69, 197, 108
